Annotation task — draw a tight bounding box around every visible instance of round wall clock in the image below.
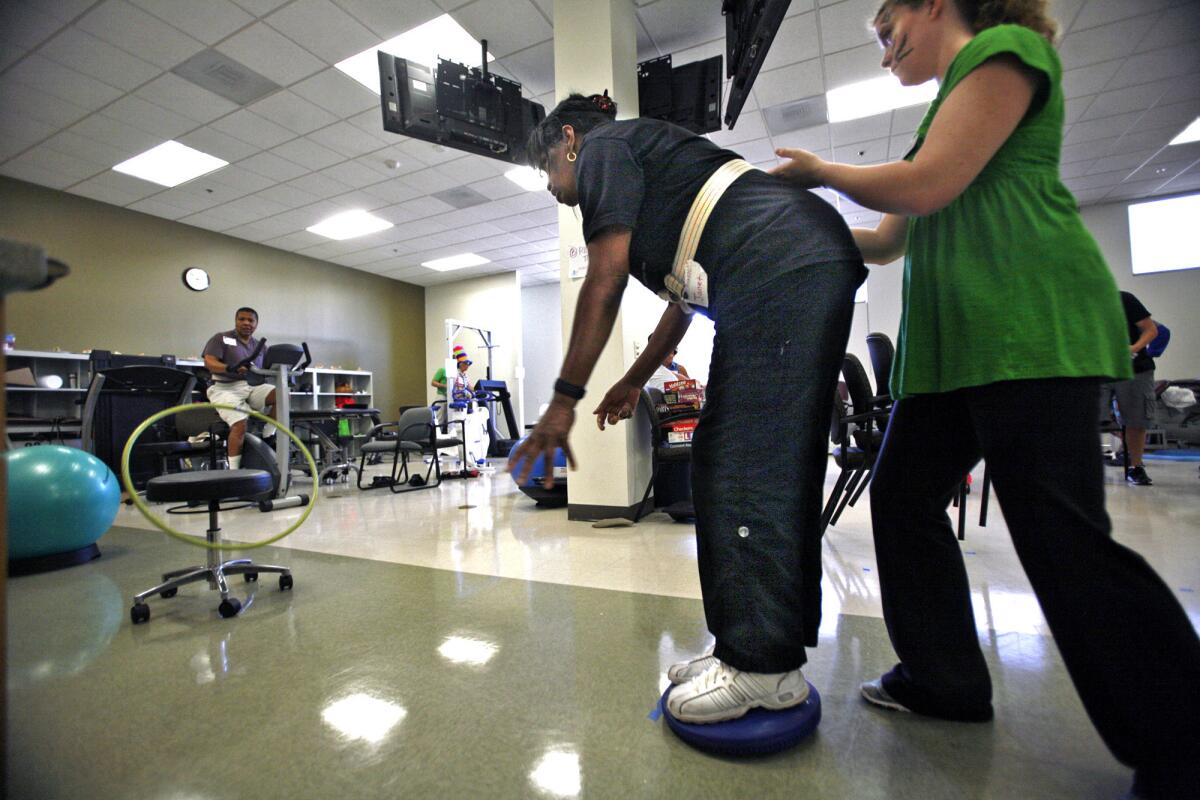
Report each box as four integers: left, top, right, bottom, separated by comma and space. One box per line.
183, 267, 210, 292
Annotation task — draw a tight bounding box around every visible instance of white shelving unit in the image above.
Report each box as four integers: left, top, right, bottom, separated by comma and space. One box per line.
5, 350, 91, 443
6, 350, 375, 446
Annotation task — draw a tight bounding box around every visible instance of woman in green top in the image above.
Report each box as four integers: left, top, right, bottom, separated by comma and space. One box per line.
773, 0, 1198, 795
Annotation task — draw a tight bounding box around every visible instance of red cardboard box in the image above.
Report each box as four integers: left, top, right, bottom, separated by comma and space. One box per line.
664, 379, 697, 392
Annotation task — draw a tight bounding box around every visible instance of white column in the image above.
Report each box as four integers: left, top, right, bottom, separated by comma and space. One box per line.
553, 0, 651, 518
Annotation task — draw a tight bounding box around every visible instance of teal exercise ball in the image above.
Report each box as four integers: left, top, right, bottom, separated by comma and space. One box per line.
5, 446, 120, 561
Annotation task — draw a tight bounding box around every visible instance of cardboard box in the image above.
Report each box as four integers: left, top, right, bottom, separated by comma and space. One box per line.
666, 418, 697, 443
664, 379, 697, 392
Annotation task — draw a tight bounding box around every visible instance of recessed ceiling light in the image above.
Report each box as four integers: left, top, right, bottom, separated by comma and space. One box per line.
306, 209, 393, 240
112, 141, 228, 187
1168, 116, 1200, 146
335, 14, 494, 93
505, 166, 546, 192
421, 253, 489, 271
826, 75, 937, 123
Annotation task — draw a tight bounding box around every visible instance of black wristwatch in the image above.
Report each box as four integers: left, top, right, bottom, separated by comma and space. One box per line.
554, 377, 586, 400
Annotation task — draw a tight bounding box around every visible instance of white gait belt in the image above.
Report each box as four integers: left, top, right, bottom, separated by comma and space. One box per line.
660, 158, 757, 314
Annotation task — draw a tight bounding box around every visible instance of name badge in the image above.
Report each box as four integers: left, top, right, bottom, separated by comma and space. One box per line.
223, 336, 237, 346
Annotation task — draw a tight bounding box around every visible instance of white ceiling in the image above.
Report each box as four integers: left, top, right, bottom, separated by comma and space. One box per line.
2, 0, 1198, 288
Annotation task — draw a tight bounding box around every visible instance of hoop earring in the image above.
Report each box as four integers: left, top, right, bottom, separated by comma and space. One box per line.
566, 151, 577, 162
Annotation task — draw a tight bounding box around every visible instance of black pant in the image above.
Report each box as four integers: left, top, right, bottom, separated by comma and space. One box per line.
870, 378, 1200, 796
691, 260, 863, 674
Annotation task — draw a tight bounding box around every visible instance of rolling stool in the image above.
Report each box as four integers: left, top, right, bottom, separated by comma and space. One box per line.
130, 469, 294, 624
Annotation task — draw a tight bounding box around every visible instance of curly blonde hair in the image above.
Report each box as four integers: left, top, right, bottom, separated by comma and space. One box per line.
874, 0, 1058, 43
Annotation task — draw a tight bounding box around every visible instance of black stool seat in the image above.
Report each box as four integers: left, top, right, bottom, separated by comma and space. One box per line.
146, 469, 272, 502
434, 437, 463, 448
361, 439, 421, 454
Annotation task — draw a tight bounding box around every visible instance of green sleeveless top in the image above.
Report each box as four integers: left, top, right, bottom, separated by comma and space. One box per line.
892, 24, 1130, 399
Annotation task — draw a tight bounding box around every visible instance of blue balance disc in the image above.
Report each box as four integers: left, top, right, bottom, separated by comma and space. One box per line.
660, 681, 821, 756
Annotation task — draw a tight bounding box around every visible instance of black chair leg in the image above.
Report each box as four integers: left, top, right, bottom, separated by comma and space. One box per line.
821, 468, 851, 533
847, 465, 874, 507
957, 480, 967, 541
979, 464, 991, 526
633, 462, 659, 522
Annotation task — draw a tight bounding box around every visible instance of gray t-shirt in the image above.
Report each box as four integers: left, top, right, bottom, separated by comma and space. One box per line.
574, 118, 860, 315
202, 329, 262, 383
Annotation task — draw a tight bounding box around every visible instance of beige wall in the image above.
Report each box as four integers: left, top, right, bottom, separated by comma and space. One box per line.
0, 177, 426, 413
424, 272, 523, 428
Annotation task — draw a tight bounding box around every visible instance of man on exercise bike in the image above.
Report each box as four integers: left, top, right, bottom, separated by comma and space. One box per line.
202, 307, 275, 468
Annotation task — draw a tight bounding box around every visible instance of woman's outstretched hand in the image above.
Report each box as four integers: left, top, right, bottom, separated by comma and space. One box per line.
593, 381, 642, 431
770, 148, 827, 188
509, 401, 576, 488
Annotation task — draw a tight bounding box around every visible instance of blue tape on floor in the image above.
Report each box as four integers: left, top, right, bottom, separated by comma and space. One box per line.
1143, 449, 1200, 462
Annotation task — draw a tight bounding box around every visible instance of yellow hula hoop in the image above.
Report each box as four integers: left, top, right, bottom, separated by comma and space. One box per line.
120, 402, 319, 551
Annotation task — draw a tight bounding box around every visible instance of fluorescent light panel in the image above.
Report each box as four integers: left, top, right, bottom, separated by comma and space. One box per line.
1128, 193, 1200, 275
112, 140, 228, 187
306, 209, 393, 240
505, 166, 546, 191
335, 14, 493, 93
421, 253, 489, 271
1169, 117, 1200, 146
826, 75, 937, 123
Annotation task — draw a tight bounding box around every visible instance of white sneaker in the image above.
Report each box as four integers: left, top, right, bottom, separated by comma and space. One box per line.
667, 652, 719, 685
666, 661, 809, 724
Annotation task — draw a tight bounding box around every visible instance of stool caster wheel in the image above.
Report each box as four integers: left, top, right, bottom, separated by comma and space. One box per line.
160, 588, 178, 599
244, 572, 258, 582
131, 603, 150, 624
279, 574, 293, 591
218, 598, 242, 618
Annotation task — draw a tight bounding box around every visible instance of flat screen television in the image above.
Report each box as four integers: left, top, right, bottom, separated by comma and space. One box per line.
723, 0, 792, 129
637, 54, 723, 135
378, 51, 546, 165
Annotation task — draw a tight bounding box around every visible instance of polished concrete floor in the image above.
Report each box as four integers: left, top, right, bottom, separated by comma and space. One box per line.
8, 457, 1199, 799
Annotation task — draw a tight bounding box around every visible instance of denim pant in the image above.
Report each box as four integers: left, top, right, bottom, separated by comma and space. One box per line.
691, 260, 863, 673
870, 378, 1200, 796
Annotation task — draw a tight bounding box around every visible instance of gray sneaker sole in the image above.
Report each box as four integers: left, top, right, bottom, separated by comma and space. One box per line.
668, 682, 810, 724
860, 680, 910, 712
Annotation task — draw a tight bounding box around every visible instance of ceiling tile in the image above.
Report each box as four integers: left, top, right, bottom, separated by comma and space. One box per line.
66, 113, 165, 158
1106, 42, 1200, 92
833, 136, 889, 165
178, 210, 242, 231
398, 167, 461, 194
822, 41, 887, 91
248, 90, 340, 135
329, 0, 443, 38
129, 0, 255, 45
239, 151, 311, 181
291, 68, 379, 117
470, 174, 528, 201
76, 0, 206, 69
0, 115, 55, 160
437, 155, 507, 184
710, 110, 768, 147
1080, 82, 1170, 123
67, 172, 159, 206
38, 27, 161, 92
319, 159, 388, 189
452, 0, 554, 59
1138, 2, 1200, 50
830, 111, 892, 146
360, 179, 423, 206
254, 184, 323, 210
4, 53, 124, 111
265, 0, 378, 63
39, 130, 132, 169
127, 196, 195, 219
750, 59, 825, 109
499, 39, 554, 96
1069, 0, 1176, 32
1061, 136, 1120, 164
1058, 16, 1157, 71
271, 136, 344, 170
211, 109, 297, 148
217, 22, 326, 86
0, 0, 66, 51
306, 121, 390, 158
328, 188, 389, 210
760, 11, 821, 74
1061, 59, 1123, 99
285, 172, 353, 198
230, 0, 292, 16
137, 73, 240, 125
0, 81, 92, 129
196, 165, 277, 197
818, 0, 879, 54
635, 0, 725, 56
1063, 109, 1144, 146
264, 230, 326, 250
176, 126, 261, 162
100, 95, 200, 139
1, 159, 82, 189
